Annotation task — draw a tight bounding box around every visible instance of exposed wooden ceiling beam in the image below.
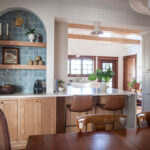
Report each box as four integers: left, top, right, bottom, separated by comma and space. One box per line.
68, 23, 140, 35
68, 34, 140, 44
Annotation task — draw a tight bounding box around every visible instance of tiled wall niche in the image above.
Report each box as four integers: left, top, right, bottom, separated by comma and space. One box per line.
0, 10, 46, 93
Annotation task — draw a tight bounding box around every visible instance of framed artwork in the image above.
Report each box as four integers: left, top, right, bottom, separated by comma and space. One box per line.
2, 47, 19, 64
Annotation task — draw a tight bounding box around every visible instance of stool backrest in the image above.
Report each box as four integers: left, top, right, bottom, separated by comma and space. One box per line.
137, 112, 150, 128
104, 95, 125, 111
77, 114, 127, 132
0, 109, 11, 150
70, 96, 93, 112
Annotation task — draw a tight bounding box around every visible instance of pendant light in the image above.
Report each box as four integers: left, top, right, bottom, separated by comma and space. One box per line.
14, 13, 24, 27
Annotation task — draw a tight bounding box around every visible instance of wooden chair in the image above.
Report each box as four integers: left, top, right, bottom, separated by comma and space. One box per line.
96, 95, 125, 113
137, 112, 150, 128
77, 114, 127, 132
65, 95, 93, 130
0, 109, 11, 150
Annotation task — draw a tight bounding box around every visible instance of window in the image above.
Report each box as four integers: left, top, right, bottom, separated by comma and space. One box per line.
68, 55, 96, 77
98, 57, 118, 88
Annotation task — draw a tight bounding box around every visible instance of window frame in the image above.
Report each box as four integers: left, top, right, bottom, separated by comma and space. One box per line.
68, 55, 96, 77
98, 56, 118, 89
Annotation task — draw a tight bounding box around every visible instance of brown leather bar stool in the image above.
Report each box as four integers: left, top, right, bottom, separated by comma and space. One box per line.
96, 95, 125, 114
65, 95, 93, 131
137, 112, 150, 128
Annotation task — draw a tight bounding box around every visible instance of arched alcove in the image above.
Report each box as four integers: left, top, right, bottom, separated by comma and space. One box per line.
0, 9, 47, 93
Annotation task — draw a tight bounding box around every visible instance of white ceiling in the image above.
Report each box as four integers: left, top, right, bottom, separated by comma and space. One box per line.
54, 0, 133, 12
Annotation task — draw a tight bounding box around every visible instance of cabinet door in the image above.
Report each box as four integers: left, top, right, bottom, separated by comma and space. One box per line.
1, 100, 19, 142
37, 98, 56, 135
20, 100, 37, 140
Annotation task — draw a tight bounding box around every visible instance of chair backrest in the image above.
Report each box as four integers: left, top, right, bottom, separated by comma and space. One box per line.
137, 112, 150, 128
77, 114, 127, 132
0, 109, 11, 150
70, 96, 93, 112
104, 95, 125, 111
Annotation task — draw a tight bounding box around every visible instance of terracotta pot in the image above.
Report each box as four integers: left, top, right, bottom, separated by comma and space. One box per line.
0, 85, 16, 94
133, 83, 140, 90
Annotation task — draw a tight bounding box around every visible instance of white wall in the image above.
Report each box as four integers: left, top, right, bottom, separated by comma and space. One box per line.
141, 32, 150, 112
54, 22, 68, 83
0, 0, 149, 92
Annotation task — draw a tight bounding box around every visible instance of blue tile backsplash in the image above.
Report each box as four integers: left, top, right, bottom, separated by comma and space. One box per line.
0, 10, 46, 93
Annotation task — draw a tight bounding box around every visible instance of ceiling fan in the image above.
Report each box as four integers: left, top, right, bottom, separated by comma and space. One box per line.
91, 22, 103, 36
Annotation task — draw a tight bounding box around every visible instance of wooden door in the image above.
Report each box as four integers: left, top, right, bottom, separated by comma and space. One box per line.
20, 100, 37, 140
123, 55, 137, 91
0, 100, 19, 142
36, 98, 56, 135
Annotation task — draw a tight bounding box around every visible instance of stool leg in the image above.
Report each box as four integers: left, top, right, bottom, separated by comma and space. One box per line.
65, 109, 67, 132
121, 109, 123, 114
85, 112, 88, 132
70, 111, 71, 132
95, 105, 97, 114
65, 108, 69, 133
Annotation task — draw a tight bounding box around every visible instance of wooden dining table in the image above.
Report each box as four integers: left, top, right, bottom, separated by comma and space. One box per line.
26, 127, 150, 150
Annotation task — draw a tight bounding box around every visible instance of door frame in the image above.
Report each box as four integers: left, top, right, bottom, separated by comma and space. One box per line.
123, 54, 137, 90
98, 56, 118, 89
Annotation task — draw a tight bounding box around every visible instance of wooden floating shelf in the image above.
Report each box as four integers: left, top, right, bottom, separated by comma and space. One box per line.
0, 40, 46, 48
0, 65, 46, 70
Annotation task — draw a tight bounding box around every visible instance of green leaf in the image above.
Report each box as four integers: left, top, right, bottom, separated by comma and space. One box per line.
88, 67, 114, 82
25, 28, 36, 36
57, 80, 64, 87
88, 74, 97, 81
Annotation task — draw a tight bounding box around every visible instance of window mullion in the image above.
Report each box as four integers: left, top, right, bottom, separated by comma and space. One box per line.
81, 58, 83, 75
69, 59, 71, 74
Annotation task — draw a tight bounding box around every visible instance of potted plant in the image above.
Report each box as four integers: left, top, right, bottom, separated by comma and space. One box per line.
88, 68, 114, 91
128, 79, 140, 90
57, 80, 64, 92
25, 28, 36, 42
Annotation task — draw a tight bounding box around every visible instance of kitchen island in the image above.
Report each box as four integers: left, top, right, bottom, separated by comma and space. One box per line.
0, 86, 136, 149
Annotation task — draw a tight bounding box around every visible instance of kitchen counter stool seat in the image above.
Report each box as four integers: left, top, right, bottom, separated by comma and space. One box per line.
65, 95, 93, 131
96, 95, 125, 114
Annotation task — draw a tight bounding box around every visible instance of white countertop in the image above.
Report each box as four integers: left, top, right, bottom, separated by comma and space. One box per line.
0, 86, 135, 99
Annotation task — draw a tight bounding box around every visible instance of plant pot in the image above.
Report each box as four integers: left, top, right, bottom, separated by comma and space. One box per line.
28, 34, 35, 42
100, 82, 108, 91
58, 87, 64, 92
133, 83, 140, 90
